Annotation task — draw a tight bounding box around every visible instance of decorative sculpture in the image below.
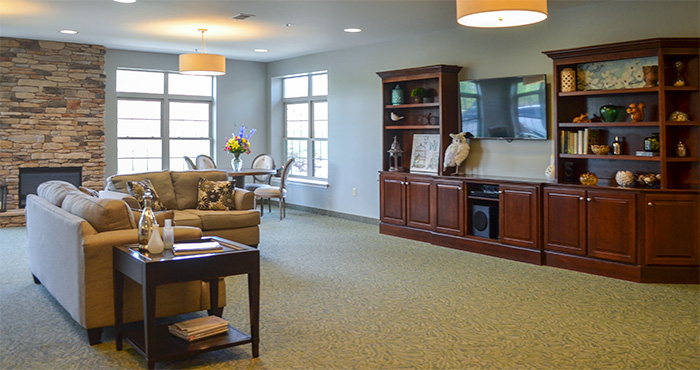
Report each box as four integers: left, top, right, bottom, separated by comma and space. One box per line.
443, 132, 473, 176
545, 154, 555, 181
572, 113, 591, 123
390, 112, 404, 121
626, 103, 646, 122
387, 136, 403, 172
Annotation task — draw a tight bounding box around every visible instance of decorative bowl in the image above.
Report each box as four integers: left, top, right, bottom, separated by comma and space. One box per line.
590, 145, 611, 155
579, 172, 599, 186
600, 105, 625, 122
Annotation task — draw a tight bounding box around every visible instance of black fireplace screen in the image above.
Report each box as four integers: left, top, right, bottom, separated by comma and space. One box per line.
19, 167, 82, 208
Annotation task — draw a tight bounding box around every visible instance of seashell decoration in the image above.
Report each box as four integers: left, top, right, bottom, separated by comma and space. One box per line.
636, 173, 661, 188
615, 170, 634, 187
668, 111, 689, 122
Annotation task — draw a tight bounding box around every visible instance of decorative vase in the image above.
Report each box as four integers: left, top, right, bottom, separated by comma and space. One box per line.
138, 191, 156, 252
391, 84, 404, 105
615, 170, 635, 187
560, 68, 576, 92
600, 105, 625, 122
642, 65, 658, 87
644, 133, 660, 152
231, 153, 243, 171
673, 61, 686, 87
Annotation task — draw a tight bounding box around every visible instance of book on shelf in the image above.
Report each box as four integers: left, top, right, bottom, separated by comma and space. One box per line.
172, 241, 224, 255
635, 151, 658, 157
168, 315, 229, 342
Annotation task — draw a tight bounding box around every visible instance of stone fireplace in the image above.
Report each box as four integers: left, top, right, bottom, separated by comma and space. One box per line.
0, 37, 106, 226
18, 167, 82, 208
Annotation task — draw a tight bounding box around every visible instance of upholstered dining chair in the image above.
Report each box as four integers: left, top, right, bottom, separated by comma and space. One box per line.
195, 154, 216, 169
184, 156, 197, 170
254, 157, 294, 220
244, 153, 276, 192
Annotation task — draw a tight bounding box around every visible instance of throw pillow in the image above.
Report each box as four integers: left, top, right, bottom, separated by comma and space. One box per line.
196, 178, 236, 210
79, 186, 99, 197
127, 178, 168, 211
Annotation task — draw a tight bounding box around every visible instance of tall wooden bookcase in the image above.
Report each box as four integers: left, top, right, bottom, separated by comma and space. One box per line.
376, 65, 462, 175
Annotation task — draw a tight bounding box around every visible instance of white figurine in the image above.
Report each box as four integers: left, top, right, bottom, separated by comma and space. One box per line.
443, 132, 472, 175
545, 154, 555, 181
390, 112, 405, 121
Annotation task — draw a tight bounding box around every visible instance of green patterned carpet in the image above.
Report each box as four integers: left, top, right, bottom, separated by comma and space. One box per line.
1, 209, 698, 369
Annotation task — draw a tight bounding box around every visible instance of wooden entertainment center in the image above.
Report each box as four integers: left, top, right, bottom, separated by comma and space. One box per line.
377, 38, 699, 284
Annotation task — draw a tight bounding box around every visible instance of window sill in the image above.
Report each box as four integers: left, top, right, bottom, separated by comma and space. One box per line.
275, 177, 329, 188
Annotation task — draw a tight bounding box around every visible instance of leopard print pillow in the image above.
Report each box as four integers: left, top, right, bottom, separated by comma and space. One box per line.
196, 178, 236, 210
126, 178, 168, 211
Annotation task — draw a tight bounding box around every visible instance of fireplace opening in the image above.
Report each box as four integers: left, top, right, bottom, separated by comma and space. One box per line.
19, 167, 82, 208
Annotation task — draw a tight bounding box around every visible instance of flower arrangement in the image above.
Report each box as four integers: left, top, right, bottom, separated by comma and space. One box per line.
224, 126, 256, 156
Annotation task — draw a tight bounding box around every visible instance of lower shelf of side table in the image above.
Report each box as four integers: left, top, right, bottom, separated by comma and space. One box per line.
123, 323, 253, 363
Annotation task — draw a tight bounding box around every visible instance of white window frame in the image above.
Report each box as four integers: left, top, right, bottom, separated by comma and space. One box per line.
116, 68, 214, 173
282, 72, 328, 181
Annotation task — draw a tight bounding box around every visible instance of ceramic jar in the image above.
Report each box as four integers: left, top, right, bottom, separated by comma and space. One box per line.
644, 133, 660, 152
560, 68, 576, 92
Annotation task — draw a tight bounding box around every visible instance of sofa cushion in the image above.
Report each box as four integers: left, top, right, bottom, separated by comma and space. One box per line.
105, 170, 178, 210
180, 209, 260, 230
37, 180, 80, 207
62, 192, 136, 232
196, 178, 236, 211
171, 170, 228, 210
131, 209, 175, 227
172, 210, 203, 228
127, 179, 168, 211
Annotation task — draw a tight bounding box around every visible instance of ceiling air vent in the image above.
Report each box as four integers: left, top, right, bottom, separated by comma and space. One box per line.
231, 13, 255, 21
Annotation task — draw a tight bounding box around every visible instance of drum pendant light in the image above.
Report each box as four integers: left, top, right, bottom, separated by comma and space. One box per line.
456, 0, 547, 28
179, 29, 226, 76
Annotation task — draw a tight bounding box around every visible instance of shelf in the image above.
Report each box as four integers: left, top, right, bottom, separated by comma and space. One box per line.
558, 87, 658, 97
385, 102, 440, 109
667, 157, 700, 162
559, 154, 660, 161
385, 125, 439, 130
559, 121, 660, 128
468, 195, 500, 202
665, 121, 700, 127
664, 86, 699, 92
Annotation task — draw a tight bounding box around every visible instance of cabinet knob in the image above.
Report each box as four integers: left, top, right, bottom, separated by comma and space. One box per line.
579, 197, 584, 200
587, 198, 591, 202
458, 187, 463, 191
498, 190, 502, 194
648, 202, 653, 206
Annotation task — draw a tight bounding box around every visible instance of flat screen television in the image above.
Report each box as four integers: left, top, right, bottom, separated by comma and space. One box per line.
459, 74, 548, 140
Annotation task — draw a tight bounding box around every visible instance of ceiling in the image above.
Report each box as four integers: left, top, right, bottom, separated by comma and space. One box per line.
1, 0, 591, 63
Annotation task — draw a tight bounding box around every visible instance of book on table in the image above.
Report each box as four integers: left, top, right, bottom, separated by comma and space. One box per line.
168, 315, 229, 341
172, 241, 224, 255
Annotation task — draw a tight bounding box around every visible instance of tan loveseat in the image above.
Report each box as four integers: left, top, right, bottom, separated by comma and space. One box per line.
25, 180, 225, 345
102, 169, 260, 246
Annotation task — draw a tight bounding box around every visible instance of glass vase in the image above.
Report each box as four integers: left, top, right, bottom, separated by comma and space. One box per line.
231, 153, 243, 171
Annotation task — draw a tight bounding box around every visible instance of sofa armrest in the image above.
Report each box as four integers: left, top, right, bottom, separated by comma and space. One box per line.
83, 226, 202, 249
234, 188, 255, 210
99, 190, 140, 209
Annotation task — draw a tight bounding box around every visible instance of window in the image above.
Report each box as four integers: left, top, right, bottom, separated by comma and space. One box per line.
116, 69, 213, 174
282, 72, 328, 180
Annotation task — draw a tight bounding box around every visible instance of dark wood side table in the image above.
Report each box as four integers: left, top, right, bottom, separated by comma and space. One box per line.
113, 237, 260, 369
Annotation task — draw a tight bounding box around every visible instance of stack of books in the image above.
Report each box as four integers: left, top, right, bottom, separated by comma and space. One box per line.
168, 315, 229, 342
172, 241, 224, 256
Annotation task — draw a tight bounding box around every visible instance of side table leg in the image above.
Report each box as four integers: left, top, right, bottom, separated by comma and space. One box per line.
207, 278, 223, 317
113, 255, 124, 351
249, 266, 260, 357
143, 278, 157, 366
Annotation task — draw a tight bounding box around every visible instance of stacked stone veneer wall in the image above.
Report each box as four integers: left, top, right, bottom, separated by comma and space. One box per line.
0, 37, 106, 226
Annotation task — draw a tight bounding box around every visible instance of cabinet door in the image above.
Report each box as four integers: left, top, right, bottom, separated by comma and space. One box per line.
379, 174, 406, 225
434, 180, 465, 236
645, 194, 699, 266
587, 190, 637, 264
406, 177, 433, 230
544, 187, 586, 255
500, 184, 539, 250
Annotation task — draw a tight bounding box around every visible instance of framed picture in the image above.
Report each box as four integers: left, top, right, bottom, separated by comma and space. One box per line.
409, 134, 440, 174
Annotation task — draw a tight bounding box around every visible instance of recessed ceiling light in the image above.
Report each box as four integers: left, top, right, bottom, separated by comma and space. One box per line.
59, 30, 78, 34
113, 0, 136, 3
254, 49, 268, 53
344, 28, 362, 33
285, 23, 292, 27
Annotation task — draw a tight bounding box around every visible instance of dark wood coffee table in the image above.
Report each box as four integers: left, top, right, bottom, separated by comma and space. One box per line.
113, 237, 259, 369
